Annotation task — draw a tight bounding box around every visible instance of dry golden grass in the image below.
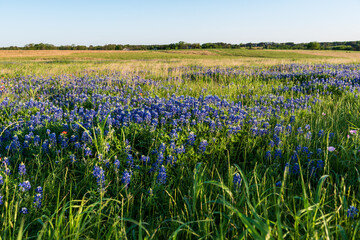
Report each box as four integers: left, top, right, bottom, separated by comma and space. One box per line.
1, 49, 359, 77
0, 50, 145, 58
276, 49, 360, 62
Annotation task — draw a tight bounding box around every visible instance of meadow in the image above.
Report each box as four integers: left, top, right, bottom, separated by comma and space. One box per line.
1, 49, 360, 239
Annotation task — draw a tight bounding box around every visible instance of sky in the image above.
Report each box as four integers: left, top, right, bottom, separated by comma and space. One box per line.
0, 0, 359, 47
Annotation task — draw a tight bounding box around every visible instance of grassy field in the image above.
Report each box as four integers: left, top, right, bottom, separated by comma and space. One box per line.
1, 49, 360, 239
1, 48, 360, 77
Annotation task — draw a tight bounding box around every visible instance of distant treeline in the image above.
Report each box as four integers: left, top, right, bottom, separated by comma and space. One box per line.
2, 41, 360, 51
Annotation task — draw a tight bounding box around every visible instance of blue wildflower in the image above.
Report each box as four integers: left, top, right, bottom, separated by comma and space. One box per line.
93, 165, 105, 191
187, 132, 196, 145
84, 147, 92, 157
121, 170, 132, 188
265, 151, 271, 160
140, 155, 150, 164
33, 193, 42, 208
20, 207, 28, 214
274, 149, 282, 159
18, 162, 26, 176
126, 154, 134, 168
233, 173, 242, 189
199, 140, 208, 153
158, 143, 166, 153
157, 165, 167, 184
114, 156, 120, 172
35, 186, 43, 194
290, 115, 295, 123
347, 205, 359, 218
19, 180, 31, 192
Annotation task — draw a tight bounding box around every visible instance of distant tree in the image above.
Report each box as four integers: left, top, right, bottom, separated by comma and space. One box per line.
307, 42, 320, 50
76, 45, 87, 50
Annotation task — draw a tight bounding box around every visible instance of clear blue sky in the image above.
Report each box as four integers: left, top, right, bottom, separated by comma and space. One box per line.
0, 0, 359, 47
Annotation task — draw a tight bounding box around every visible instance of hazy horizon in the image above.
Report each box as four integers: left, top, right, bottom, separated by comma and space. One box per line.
1, 0, 359, 47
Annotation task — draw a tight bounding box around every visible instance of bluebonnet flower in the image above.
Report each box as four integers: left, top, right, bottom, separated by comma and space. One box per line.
285, 163, 300, 175
347, 205, 359, 218
23, 140, 29, 148
276, 181, 282, 187
158, 143, 166, 153
0, 175, 3, 185
140, 155, 150, 164
290, 115, 295, 123
166, 155, 177, 166
18, 162, 26, 176
199, 140, 208, 153
36, 186, 43, 194
175, 145, 185, 154
74, 142, 81, 149
33, 193, 42, 208
1, 157, 10, 167
93, 165, 105, 192
70, 135, 77, 142
305, 131, 312, 140
157, 165, 167, 184
0, 194, 3, 205
126, 154, 134, 168
297, 127, 303, 134
84, 147, 92, 157
42, 140, 49, 152
81, 131, 92, 144
187, 132, 196, 145
170, 129, 178, 139
286, 124, 292, 134
273, 135, 281, 146
114, 156, 120, 172
265, 151, 271, 160
4, 167, 11, 176
20, 207, 28, 214
316, 160, 324, 169
49, 133, 57, 145
233, 173, 242, 189
316, 148, 322, 156
318, 129, 324, 137
305, 124, 310, 130
121, 170, 132, 188
274, 149, 282, 159
19, 180, 31, 192
291, 163, 300, 175
34, 135, 40, 146
269, 140, 275, 148
329, 132, 334, 140
60, 137, 68, 149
